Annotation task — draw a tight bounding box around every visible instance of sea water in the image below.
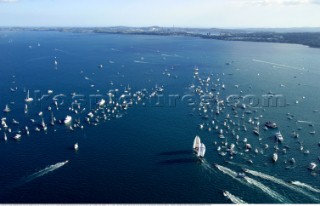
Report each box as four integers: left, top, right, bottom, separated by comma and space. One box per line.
0, 31, 320, 203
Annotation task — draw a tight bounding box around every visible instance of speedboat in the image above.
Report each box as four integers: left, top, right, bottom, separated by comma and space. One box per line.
64, 115, 72, 124
13, 134, 21, 140
223, 190, 230, 197
237, 172, 246, 179
308, 162, 317, 170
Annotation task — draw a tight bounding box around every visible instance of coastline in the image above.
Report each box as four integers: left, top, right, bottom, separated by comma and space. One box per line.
1, 26, 320, 48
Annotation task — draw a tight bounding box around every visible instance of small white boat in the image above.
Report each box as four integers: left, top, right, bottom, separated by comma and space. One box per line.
275, 131, 284, 143
25, 90, 33, 102
98, 99, 106, 107
4, 132, 7, 141
74, 143, 79, 150
272, 153, 278, 162
13, 134, 21, 140
308, 162, 317, 170
3, 104, 10, 113
64, 115, 72, 124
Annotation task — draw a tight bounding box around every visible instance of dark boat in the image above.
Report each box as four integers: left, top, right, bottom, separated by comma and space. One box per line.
265, 121, 277, 129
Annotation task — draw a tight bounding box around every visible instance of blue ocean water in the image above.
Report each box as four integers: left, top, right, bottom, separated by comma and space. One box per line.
1, 31, 320, 203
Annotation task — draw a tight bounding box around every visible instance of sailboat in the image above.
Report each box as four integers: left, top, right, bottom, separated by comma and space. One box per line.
3, 104, 10, 113
197, 143, 206, 158
193, 135, 201, 152
25, 90, 33, 102
41, 118, 47, 131
50, 112, 55, 126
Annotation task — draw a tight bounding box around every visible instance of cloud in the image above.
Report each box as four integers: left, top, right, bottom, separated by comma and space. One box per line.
0, 0, 17, 2
243, 0, 320, 6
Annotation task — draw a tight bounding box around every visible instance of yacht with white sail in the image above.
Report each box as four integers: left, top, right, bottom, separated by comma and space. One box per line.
25, 90, 33, 102
3, 104, 10, 113
193, 135, 201, 152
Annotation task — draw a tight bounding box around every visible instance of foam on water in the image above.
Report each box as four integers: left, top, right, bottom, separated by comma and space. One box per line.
23, 160, 69, 184
291, 181, 320, 194
245, 169, 319, 202
224, 191, 247, 204
215, 164, 289, 203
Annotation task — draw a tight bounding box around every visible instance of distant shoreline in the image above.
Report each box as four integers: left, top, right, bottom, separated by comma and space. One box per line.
1, 26, 320, 48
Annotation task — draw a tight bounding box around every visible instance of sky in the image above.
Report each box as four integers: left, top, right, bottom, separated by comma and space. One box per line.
0, 0, 319, 28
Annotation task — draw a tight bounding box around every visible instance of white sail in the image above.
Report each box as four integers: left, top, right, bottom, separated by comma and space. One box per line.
197, 143, 206, 157
25, 90, 33, 102
193, 135, 201, 149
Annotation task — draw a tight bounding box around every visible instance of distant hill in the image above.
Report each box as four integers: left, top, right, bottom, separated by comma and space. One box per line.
1, 26, 320, 48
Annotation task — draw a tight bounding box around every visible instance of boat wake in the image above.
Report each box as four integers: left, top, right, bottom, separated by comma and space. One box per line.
297, 120, 314, 124
291, 181, 320, 194
200, 159, 216, 174
252, 59, 305, 71
245, 169, 319, 202
215, 164, 289, 203
224, 191, 247, 204
23, 160, 69, 184
133, 60, 149, 64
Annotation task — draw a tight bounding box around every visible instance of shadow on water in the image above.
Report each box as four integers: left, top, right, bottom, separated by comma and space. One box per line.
157, 158, 197, 165
157, 149, 192, 156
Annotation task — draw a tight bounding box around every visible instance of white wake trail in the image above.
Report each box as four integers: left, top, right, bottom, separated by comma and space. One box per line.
245, 169, 319, 202
224, 191, 247, 204
252, 59, 305, 71
291, 181, 320, 194
24, 160, 69, 183
215, 164, 289, 203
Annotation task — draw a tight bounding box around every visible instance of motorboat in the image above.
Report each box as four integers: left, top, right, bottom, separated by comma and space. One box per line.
275, 131, 284, 143
308, 162, 317, 170
13, 134, 21, 140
